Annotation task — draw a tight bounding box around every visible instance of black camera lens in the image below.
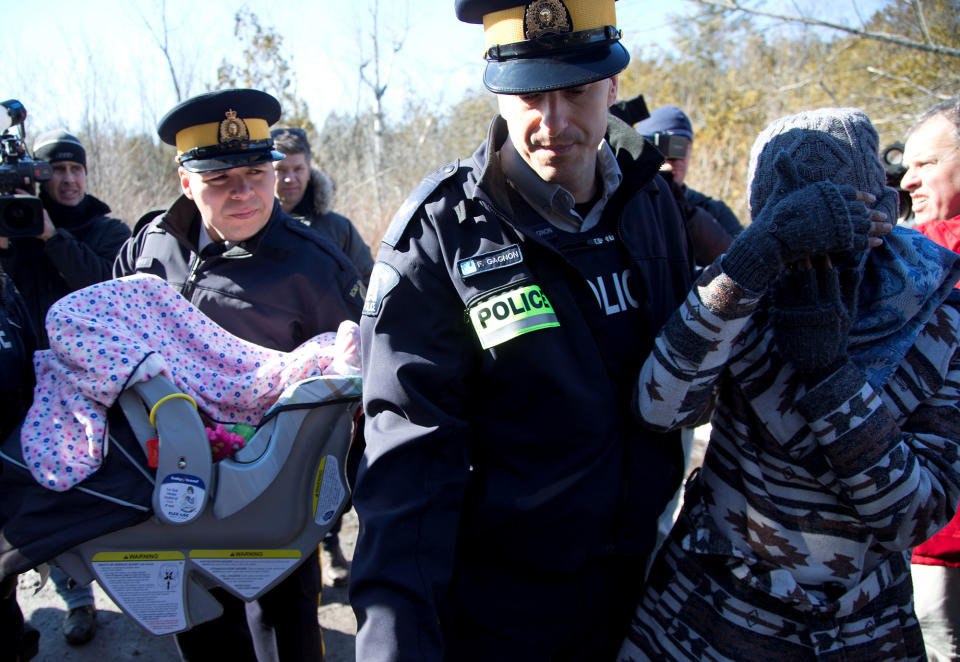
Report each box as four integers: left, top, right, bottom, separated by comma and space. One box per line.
649, 133, 691, 160
4, 200, 33, 227
883, 143, 904, 167
0, 195, 44, 237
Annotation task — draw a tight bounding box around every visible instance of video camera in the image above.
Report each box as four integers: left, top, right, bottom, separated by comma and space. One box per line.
0, 99, 52, 238
646, 132, 691, 160
881, 142, 912, 221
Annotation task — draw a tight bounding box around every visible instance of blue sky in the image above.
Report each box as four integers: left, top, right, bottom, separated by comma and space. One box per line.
1, 0, 888, 135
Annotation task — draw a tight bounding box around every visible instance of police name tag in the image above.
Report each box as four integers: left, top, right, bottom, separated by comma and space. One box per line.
468, 284, 560, 349
458, 245, 523, 279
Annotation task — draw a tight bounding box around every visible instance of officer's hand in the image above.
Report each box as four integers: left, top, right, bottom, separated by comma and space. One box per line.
722, 152, 883, 291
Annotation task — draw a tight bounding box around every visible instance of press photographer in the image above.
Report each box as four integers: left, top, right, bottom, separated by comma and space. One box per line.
635, 105, 744, 266
0, 110, 132, 644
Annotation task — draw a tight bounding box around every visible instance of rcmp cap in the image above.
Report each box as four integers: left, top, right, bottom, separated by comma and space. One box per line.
455, 0, 629, 94
157, 88, 285, 173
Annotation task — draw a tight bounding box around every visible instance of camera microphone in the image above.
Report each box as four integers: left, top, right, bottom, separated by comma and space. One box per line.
0, 100, 27, 134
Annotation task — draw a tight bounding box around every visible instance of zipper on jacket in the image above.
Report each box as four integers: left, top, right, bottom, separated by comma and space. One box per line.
181, 254, 204, 300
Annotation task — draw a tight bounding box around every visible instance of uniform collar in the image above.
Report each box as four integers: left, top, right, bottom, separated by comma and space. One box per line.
498, 133, 621, 233
475, 114, 660, 228
160, 195, 280, 257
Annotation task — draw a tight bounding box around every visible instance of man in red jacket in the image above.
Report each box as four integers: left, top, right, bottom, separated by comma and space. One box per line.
904, 96, 960, 661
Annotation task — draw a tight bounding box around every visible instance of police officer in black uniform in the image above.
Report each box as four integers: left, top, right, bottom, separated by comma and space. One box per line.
114, 88, 364, 662
351, 2, 694, 661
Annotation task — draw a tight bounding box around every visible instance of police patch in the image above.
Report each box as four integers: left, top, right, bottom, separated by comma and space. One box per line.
362, 262, 401, 317
458, 244, 523, 279
468, 284, 560, 349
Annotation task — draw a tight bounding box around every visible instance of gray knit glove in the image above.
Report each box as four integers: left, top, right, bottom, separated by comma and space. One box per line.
723, 151, 872, 292
770, 263, 862, 380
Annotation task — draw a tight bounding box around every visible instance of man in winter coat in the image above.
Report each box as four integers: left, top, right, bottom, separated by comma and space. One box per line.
0, 128, 130, 646
904, 95, 960, 661
271, 127, 374, 282
635, 105, 743, 265
269, 129, 363, 589
0, 130, 130, 349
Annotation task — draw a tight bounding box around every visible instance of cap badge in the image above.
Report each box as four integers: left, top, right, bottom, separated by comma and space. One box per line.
523, 0, 572, 40
219, 109, 250, 144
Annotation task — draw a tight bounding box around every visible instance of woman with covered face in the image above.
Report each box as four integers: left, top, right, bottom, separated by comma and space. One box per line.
619, 108, 960, 661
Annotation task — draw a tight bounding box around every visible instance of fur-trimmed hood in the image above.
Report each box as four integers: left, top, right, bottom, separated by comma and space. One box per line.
306, 167, 336, 216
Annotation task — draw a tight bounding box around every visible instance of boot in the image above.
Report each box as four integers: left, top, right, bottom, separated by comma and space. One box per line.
62, 605, 96, 645
321, 537, 350, 588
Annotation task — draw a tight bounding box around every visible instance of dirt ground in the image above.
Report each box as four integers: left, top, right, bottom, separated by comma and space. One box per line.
16, 508, 360, 662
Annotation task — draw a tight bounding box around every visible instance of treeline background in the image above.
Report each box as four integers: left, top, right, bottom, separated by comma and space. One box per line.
18, 0, 960, 249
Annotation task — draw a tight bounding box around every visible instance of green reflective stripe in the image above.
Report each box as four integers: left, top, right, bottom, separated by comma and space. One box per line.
475, 318, 559, 349
469, 284, 560, 349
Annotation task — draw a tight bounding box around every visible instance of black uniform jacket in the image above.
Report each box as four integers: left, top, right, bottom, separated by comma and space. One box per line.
113, 196, 364, 351
352, 114, 694, 661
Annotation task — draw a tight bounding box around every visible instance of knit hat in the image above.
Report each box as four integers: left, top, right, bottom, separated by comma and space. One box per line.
33, 129, 86, 168
746, 108, 896, 223
634, 105, 693, 140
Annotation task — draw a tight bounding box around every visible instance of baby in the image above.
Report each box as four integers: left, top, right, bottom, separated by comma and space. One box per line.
23, 273, 360, 491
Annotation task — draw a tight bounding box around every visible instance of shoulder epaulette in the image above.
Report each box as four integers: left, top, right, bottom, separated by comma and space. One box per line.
284, 216, 349, 262
381, 160, 460, 248
285, 215, 329, 246
133, 209, 165, 235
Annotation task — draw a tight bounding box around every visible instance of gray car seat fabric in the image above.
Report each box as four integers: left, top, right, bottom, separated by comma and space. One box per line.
1, 374, 360, 635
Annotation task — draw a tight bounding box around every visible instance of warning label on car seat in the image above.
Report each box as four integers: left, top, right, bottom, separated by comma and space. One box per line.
313, 455, 346, 526
190, 549, 302, 599
92, 551, 186, 635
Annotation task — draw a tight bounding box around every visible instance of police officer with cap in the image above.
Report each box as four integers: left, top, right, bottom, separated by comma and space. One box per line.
115, 88, 364, 662
351, 2, 693, 660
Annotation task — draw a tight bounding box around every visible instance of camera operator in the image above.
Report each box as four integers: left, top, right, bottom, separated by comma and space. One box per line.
635, 105, 743, 266
0, 129, 129, 647
0, 130, 130, 348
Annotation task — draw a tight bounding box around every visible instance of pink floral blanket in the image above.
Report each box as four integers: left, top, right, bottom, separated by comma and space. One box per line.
23, 274, 359, 491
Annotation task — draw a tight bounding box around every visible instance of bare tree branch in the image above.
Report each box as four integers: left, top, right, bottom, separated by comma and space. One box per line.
134, 0, 185, 102
689, 0, 960, 57
865, 66, 951, 98
913, 0, 934, 48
